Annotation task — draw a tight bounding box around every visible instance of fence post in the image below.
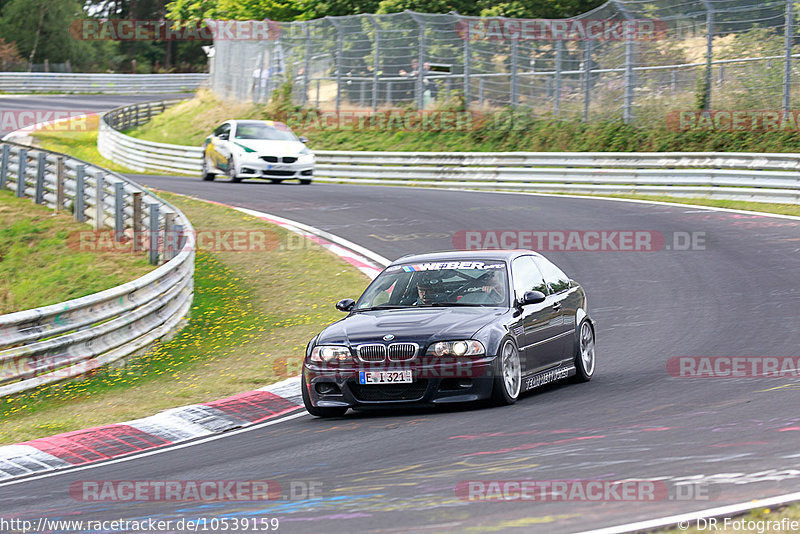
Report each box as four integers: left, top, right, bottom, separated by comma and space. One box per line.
94, 171, 104, 230
34, 152, 46, 204
370, 16, 380, 112
463, 20, 471, 108
783, 0, 793, 113
114, 181, 125, 241
416, 19, 426, 110
583, 39, 593, 122
554, 41, 563, 116
623, 38, 635, 122
0, 145, 9, 190
16, 148, 27, 198
55, 156, 65, 213
331, 19, 343, 114
511, 38, 519, 107
303, 23, 312, 106
149, 202, 160, 265
702, 0, 714, 110
75, 165, 85, 222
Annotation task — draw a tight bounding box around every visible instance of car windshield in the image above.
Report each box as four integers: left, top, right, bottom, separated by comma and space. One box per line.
355, 260, 509, 309
234, 123, 297, 141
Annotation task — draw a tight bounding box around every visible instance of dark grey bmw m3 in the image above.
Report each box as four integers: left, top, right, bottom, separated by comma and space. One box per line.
302, 250, 595, 417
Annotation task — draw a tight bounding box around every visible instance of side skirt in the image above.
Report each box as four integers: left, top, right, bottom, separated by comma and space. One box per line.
521, 364, 576, 393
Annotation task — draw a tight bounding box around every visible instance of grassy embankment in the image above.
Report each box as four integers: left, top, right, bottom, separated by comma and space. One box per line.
4, 132, 369, 443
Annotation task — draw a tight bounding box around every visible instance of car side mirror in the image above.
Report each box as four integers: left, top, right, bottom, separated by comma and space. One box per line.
218, 133, 229, 140
517, 290, 546, 306
336, 298, 355, 312
298, 136, 308, 144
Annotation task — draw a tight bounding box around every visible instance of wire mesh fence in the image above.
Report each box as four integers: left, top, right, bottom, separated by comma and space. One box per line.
209, 1, 799, 125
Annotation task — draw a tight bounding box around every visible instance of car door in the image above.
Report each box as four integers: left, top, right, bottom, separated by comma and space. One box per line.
209, 123, 232, 170
533, 256, 579, 365
510, 255, 561, 374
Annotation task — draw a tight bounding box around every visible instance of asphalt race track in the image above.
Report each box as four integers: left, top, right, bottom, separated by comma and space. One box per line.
2, 99, 800, 532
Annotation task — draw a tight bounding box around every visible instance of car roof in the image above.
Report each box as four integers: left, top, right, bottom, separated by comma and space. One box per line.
391, 249, 543, 265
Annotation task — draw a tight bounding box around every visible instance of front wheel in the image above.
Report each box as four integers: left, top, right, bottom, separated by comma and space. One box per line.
201, 157, 215, 181
301, 373, 348, 418
227, 157, 242, 183
572, 320, 596, 382
491, 339, 521, 405
299, 178, 312, 185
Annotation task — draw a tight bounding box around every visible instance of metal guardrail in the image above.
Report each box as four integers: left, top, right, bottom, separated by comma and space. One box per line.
0, 73, 207, 94
0, 140, 195, 397
97, 99, 800, 204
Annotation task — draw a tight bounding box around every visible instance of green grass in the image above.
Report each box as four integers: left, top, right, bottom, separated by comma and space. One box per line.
128, 90, 800, 153
0, 189, 152, 314
0, 192, 370, 443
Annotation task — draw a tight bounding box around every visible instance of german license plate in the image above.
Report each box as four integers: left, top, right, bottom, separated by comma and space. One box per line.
359, 370, 413, 384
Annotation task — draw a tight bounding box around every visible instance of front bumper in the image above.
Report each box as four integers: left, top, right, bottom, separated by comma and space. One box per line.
236, 159, 314, 179
303, 356, 498, 409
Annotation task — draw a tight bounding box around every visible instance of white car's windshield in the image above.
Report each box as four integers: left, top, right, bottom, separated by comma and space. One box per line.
235, 124, 297, 141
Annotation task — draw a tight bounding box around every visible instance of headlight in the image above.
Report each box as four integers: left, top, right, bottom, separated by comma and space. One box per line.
426, 340, 485, 357
310, 345, 352, 363
298, 152, 315, 163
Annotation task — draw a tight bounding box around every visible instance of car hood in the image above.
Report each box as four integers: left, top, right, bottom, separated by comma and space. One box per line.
232, 139, 307, 155
316, 307, 503, 346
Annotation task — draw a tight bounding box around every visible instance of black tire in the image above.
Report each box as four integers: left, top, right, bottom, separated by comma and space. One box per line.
201, 157, 215, 181
572, 319, 596, 382
491, 338, 521, 406
228, 157, 242, 183
299, 178, 312, 185
301, 373, 348, 418
270, 178, 283, 184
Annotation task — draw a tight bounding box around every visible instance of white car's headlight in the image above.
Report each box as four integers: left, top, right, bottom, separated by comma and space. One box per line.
298, 153, 315, 164
310, 345, 352, 363
426, 340, 485, 357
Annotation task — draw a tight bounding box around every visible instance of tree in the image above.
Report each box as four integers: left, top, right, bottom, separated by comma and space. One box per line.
0, 0, 98, 66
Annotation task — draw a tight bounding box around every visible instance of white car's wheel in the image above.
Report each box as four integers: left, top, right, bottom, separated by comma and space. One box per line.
227, 157, 242, 183
201, 156, 215, 181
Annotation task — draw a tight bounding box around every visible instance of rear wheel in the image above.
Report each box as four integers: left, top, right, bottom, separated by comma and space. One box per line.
491, 339, 521, 405
201, 157, 215, 181
302, 373, 348, 418
227, 157, 242, 183
299, 178, 312, 185
572, 320, 596, 382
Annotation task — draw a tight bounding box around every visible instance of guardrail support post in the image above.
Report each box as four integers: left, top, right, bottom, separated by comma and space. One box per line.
94, 171, 104, 230
0, 145, 9, 190
114, 181, 125, 241
164, 212, 176, 261
132, 191, 143, 252
174, 223, 186, 253
55, 156, 65, 213
149, 202, 160, 265
75, 165, 86, 222
16, 148, 27, 198
34, 152, 46, 204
